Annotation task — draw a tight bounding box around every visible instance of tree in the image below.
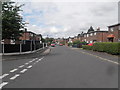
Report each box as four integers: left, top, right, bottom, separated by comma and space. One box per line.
87, 26, 94, 33
2, 1, 25, 40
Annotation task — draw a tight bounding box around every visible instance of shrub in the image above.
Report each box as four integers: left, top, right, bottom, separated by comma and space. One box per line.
68, 42, 73, 46
83, 42, 120, 55
82, 45, 93, 50
72, 40, 87, 48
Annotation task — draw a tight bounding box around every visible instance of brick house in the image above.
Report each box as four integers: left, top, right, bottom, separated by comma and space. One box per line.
2, 31, 42, 44
107, 23, 120, 42
78, 23, 120, 43
19, 31, 36, 41
78, 27, 108, 43
19, 31, 42, 41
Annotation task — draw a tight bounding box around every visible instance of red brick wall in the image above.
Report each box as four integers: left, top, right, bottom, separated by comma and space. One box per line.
19, 33, 30, 40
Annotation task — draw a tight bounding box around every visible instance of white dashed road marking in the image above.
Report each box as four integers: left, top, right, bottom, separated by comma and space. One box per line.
33, 62, 37, 65
0, 74, 9, 79
0, 82, 8, 89
25, 63, 29, 65
10, 74, 20, 80
20, 69, 28, 73
10, 69, 18, 73
29, 61, 33, 63
27, 65, 32, 69
1, 57, 45, 87
19, 65, 24, 68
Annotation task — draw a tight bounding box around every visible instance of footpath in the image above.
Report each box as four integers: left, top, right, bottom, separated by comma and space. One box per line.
2, 47, 50, 61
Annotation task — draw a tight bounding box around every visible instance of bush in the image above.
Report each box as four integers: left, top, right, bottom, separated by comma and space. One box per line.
72, 40, 87, 48
82, 42, 120, 55
68, 42, 73, 46
82, 45, 93, 50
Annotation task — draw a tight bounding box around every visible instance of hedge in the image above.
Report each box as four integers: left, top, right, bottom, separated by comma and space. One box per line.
82, 45, 93, 50
82, 42, 120, 55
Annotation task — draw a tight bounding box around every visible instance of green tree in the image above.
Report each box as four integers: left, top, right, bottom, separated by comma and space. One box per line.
2, 1, 24, 40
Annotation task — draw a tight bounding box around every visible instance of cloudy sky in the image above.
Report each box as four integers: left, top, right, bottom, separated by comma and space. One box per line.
13, 0, 119, 38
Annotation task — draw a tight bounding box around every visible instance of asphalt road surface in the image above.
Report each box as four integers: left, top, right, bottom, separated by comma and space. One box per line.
1, 46, 118, 88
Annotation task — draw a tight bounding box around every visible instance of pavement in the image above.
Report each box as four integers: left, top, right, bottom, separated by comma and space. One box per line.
1, 46, 119, 88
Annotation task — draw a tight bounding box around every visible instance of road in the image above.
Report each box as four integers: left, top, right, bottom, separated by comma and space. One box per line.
1, 46, 118, 88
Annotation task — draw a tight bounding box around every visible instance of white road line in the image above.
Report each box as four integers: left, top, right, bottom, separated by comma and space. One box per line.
79, 51, 119, 65
33, 62, 37, 65
29, 61, 33, 63
27, 65, 32, 69
10, 69, 18, 73
32, 59, 36, 62
19, 65, 24, 68
0, 74, 9, 79
25, 63, 29, 65
20, 69, 28, 73
36, 61, 39, 63
10, 74, 20, 80
0, 82, 8, 89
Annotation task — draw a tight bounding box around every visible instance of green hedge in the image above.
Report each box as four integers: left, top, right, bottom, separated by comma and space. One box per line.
82, 42, 120, 55
82, 45, 93, 50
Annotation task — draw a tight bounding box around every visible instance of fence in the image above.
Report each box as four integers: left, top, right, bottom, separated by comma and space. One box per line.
1, 40, 48, 54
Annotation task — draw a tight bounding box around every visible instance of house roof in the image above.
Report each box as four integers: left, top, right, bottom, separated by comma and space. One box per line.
108, 23, 120, 28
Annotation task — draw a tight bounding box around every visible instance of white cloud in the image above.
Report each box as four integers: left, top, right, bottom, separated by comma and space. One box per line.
50, 27, 59, 33
18, 1, 118, 38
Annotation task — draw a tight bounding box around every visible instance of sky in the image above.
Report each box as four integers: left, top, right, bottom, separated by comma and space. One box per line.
12, 0, 119, 38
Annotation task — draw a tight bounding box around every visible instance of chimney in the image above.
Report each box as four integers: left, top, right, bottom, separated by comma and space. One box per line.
97, 27, 100, 31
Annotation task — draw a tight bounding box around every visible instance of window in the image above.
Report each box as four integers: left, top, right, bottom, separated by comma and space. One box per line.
90, 41, 92, 43
119, 25, 120, 30
110, 27, 114, 32
94, 33, 96, 35
87, 34, 89, 37
90, 33, 93, 36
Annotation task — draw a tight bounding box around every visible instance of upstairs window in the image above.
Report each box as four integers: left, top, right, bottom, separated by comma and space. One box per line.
87, 34, 89, 37
110, 27, 114, 32
119, 25, 120, 30
94, 33, 96, 35
90, 33, 93, 36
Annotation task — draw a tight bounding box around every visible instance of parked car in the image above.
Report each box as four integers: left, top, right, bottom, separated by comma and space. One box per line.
87, 43, 94, 46
51, 44, 55, 47
59, 44, 63, 46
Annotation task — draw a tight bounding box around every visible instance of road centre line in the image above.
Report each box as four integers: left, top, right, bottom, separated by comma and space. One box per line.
25, 63, 29, 65
20, 69, 28, 73
0, 74, 9, 79
27, 65, 32, 69
0, 82, 8, 89
10, 69, 18, 73
19, 65, 24, 68
10, 74, 20, 80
